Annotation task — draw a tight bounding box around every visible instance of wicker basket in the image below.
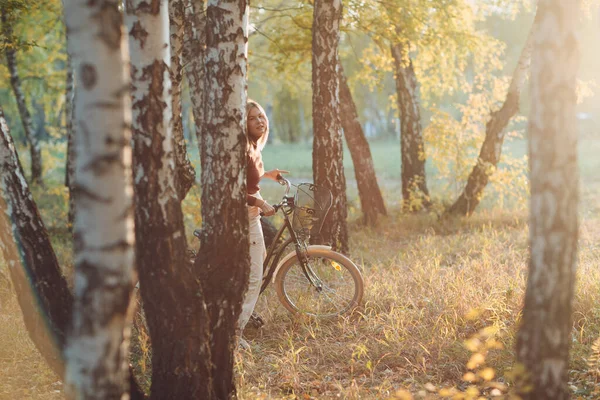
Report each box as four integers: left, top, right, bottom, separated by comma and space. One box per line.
292, 183, 332, 240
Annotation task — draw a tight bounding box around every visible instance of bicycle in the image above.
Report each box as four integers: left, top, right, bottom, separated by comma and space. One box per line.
255, 175, 364, 318
192, 176, 364, 318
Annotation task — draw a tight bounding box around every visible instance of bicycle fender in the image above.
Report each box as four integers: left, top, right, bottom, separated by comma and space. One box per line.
271, 245, 332, 282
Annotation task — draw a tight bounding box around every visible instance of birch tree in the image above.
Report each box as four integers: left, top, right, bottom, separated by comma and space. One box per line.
0, 105, 69, 379
194, 0, 250, 397
516, 0, 581, 398
312, 0, 348, 253
339, 62, 386, 226
447, 12, 538, 217
62, 0, 137, 397
169, 0, 196, 200
390, 40, 430, 210
126, 0, 210, 397
1, 4, 43, 184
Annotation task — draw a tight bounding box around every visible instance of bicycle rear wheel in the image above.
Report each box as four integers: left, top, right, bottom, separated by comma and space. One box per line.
274, 247, 364, 318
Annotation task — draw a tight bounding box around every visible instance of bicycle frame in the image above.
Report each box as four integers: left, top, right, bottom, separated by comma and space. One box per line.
259, 180, 324, 294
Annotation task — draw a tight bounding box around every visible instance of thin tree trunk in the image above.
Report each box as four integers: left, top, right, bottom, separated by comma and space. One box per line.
126, 1, 211, 398
1, 7, 43, 184
0, 105, 70, 379
183, 0, 206, 160
169, 0, 196, 200
446, 15, 537, 217
194, 0, 250, 398
390, 41, 429, 211
312, 0, 348, 253
516, 1, 581, 398
62, 1, 138, 398
338, 62, 386, 226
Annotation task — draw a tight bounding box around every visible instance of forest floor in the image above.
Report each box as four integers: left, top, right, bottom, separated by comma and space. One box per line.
1, 138, 600, 399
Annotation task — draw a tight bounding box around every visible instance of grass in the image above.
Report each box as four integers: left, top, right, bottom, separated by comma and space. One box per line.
1, 138, 600, 398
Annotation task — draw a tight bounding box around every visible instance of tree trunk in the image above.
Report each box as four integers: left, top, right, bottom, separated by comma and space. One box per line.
169, 0, 196, 200
0, 105, 70, 379
446, 15, 537, 217
182, 0, 206, 160
390, 41, 429, 211
1, 7, 43, 185
194, 0, 250, 398
62, 1, 138, 398
126, 1, 211, 398
312, 0, 348, 253
338, 62, 386, 226
516, 1, 581, 398
64, 52, 76, 231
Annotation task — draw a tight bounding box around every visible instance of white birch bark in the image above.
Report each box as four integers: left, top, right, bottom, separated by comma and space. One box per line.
312, 0, 349, 252
126, 0, 178, 220
516, 0, 581, 398
194, 0, 250, 397
63, 1, 136, 399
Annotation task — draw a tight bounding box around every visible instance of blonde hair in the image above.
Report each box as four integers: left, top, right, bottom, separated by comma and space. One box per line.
246, 99, 269, 151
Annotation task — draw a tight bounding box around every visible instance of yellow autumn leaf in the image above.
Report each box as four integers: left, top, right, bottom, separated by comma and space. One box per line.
466, 353, 485, 370
462, 372, 476, 382
478, 367, 495, 381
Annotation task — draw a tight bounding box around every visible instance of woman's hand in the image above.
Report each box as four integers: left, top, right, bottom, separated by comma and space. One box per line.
257, 199, 276, 216
263, 169, 289, 181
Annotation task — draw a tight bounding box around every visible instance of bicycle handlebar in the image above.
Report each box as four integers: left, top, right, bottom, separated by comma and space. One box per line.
259, 175, 291, 217
276, 174, 291, 196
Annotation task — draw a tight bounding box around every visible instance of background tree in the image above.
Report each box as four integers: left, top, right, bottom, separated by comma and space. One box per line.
516, 0, 581, 398
193, 0, 251, 397
1, 2, 43, 184
62, 0, 137, 396
312, 0, 348, 253
446, 11, 538, 216
390, 38, 430, 210
125, 0, 211, 398
338, 62, 386, 225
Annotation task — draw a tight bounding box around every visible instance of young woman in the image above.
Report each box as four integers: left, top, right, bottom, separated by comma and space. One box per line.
238, 100, 288, 341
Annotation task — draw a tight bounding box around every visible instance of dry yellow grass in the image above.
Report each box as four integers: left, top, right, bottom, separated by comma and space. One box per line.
1, 183, 600, 399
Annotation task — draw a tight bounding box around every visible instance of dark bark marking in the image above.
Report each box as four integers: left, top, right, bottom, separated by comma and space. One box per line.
80, 63, 98, 89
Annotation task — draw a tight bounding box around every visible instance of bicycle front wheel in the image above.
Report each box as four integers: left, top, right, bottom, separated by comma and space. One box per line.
274, 247, 364, 318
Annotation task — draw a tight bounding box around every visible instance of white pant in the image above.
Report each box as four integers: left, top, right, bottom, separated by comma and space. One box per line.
238, 202, 266, 332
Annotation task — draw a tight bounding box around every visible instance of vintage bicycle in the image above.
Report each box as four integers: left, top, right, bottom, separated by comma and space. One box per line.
254, 175, 364, 318
193, 176, 364, 318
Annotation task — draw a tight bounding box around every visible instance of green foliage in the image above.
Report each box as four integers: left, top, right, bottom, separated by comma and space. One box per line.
0, 0, 66, 143
423, 71, 529, 209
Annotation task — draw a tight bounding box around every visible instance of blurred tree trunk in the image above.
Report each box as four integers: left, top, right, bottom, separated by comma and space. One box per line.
516, 1, 580, 398
126, 0, 211, 398
169, 0, 196, 200
193, 1, 250, 398
338, 62, 386, 226
183, 0, 206, 159
0, 105, 69, 379
64, 56, 76, 231
312, 0, 348, 253
1, 7, 43, 185
0, 105, 147, 399
390, 41, 429, 211
62, 1, 137, 397
446, 15, 537, 217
